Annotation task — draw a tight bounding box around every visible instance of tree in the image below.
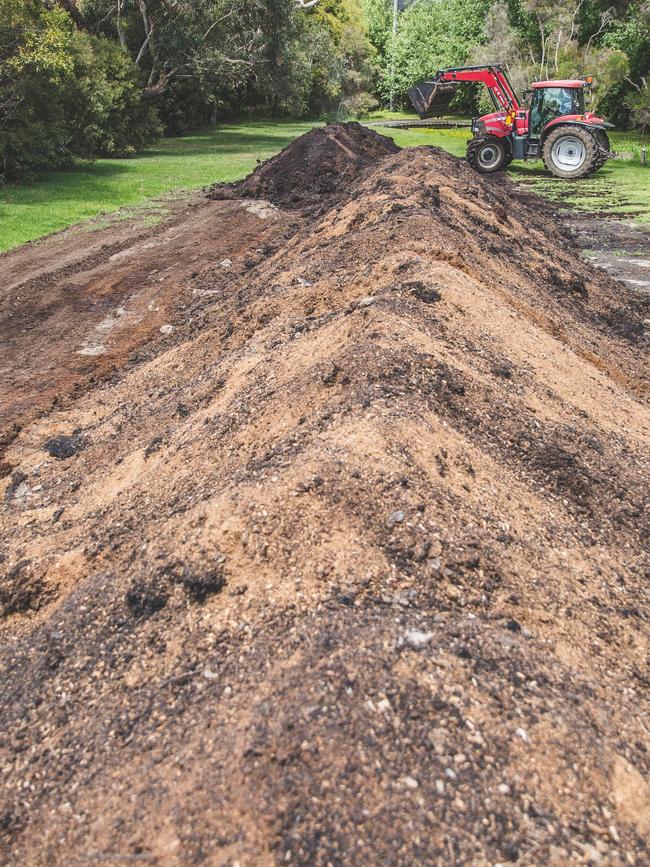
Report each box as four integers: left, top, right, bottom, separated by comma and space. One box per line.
0, 0, 158, 181
77, 0, 264, 97
473, 1, 633, 121
375, 0, 492, 108
307, 0, 378, 117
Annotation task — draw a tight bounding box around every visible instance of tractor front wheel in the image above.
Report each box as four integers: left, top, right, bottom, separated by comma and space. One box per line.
467, 136, 508, 174
542, 126, 599, 180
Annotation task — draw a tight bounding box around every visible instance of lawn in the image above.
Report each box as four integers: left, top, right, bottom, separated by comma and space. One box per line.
0, 121, 316, 253
1, 120, 648, 253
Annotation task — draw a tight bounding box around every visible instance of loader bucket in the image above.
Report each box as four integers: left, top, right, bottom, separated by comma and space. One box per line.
408, 80, 459, 119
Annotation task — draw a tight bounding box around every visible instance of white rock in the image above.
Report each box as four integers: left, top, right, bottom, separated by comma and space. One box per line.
404, 629, 433, 650
582, 844, 603, 864
220, 258, 232, 268
403, 776, 419, 790
160, 324, 174, 335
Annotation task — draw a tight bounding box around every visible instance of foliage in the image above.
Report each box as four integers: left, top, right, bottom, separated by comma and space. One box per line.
471, 1, 629, 114
0, 1, 75, 179
63, 35, 160, 156
3, 0, 650, 184
628, 77, 650, 132
366, 0, 492, 108
364, 0, 649, 126
310, 0, 378, 117
78, 0, 378, 128
0, 0, 158, 181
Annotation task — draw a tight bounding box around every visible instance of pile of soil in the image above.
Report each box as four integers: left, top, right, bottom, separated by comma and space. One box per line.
208, 121, 400, 208
1, 124, 649, 866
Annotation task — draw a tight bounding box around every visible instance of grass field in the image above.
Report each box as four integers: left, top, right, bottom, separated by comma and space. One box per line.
0, 121, 316, 253
1, 120, 648, 253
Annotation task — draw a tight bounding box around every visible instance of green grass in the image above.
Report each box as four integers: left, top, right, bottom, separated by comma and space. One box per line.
363, 109, 419, 122
0, 121, 316, 253
1, 119, 649, 253
376, 125, 469, 156
363, 109, 471, 125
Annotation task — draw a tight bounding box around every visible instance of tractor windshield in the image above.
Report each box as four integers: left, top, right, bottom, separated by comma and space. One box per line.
529, 87, 585, 138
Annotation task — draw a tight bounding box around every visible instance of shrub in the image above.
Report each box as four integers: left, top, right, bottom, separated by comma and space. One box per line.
0, 1, 159, 182
63, 34, 160, 158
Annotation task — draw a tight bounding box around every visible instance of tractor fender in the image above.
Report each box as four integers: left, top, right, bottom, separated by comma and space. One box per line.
540, 119, 607, 145
472, 123, 514, 155
470, 129, 514, 160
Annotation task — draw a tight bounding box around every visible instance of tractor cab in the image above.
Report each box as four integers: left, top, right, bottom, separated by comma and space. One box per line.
528, 80, 587, 139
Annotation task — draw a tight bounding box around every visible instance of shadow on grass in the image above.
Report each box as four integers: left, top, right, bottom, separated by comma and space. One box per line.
508, 163, 620, 181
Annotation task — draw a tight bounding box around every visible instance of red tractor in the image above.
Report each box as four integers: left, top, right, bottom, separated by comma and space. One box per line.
408, 65, 614, 179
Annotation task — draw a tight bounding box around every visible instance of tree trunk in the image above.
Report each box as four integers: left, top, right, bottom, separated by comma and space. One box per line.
57, 0, 83, 26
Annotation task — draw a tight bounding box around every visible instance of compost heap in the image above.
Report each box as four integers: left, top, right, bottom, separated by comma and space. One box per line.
1, 123, 649, 867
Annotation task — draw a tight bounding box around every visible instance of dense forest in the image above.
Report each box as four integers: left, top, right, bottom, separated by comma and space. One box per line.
1, 0, 649, 180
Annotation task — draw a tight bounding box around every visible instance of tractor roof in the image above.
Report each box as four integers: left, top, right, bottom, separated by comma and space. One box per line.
532, 80, 585, 89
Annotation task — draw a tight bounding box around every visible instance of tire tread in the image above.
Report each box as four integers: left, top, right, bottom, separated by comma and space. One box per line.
466, 136, 507, 174
542, 126, 600, 179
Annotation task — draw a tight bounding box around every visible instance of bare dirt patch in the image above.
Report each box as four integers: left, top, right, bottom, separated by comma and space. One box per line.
567, 215, 650, 295
0, 195, 283, 475
0, 125, 648, 866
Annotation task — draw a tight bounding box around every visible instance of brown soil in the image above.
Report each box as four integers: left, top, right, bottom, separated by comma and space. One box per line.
0, 195, 282, 476
208, 121, 400, 209
1, 124, 649, 867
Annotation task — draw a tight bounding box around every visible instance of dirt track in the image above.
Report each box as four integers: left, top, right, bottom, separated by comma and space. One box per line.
1, 124, 649, 866
0, 195, 282, 475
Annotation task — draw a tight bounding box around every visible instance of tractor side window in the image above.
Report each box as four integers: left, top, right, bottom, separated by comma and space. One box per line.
529, 87, 585, 138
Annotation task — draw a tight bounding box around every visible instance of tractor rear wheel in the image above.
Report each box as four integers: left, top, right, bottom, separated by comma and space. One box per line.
593, 129, 611, 170
467, 136, 508, 174
542, 126, 599, 179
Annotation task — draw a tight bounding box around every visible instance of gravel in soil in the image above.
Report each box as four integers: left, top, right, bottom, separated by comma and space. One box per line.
1, 124, 649, 866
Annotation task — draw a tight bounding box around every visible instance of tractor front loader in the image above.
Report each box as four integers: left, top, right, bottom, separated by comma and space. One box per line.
408, 65, 614, 180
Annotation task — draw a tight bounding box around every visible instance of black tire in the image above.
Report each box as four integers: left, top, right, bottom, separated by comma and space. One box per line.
593, 129, 610, 152
467, 136, 508, 174
593, 129, 611, 170
542, 125, 599, 179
